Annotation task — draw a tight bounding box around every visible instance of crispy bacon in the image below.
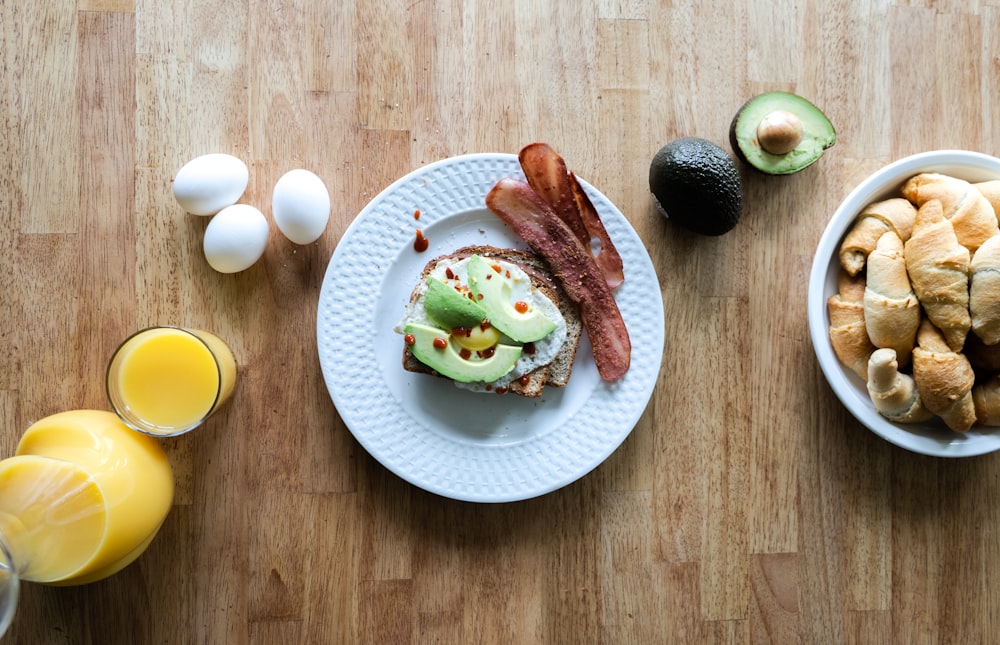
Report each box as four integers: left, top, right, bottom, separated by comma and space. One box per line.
518, 143, 625, 289
569, 171, 625, 289
518, 143, 589, 243
486, 177, 631, 381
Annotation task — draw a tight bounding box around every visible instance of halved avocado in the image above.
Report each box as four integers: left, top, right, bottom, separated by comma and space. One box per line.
729, 92, 835, 175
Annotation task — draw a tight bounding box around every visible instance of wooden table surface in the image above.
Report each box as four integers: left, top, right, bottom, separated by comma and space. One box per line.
4, 0, 1000, 643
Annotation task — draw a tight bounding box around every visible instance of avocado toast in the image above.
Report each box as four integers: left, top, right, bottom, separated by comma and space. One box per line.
396, 245, 583, 397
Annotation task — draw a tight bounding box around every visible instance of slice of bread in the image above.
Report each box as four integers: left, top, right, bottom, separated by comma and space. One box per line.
401, 245, 583, 397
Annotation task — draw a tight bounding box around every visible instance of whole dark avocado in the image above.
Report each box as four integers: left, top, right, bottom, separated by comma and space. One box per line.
729, 91, 836, 175
648, 137, 742, 236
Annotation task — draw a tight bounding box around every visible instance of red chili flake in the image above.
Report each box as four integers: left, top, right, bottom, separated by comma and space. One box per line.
445, 267, 455, 280
518, 374, 531, 385
485, 273, 493, 280
432, 336, 447, 349
478, 347, 495, 359
459, 348, 472, 360
491, 263, 502, 273
495, 386, 509, 395
414, 209, 421, 220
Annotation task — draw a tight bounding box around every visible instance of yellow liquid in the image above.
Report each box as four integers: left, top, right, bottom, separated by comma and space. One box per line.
114, 327, 236, 434
0, 457, 107, 583
1, 410, 174, 584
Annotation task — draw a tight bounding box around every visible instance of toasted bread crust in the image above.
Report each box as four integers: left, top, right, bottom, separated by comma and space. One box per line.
401, 245, 582, 396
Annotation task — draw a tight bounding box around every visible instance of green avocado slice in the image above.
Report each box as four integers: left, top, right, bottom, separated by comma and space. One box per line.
423, 276, 486, 329
466, 255, 556, 343
729, 91, 836, 175
404, 322, 520, 383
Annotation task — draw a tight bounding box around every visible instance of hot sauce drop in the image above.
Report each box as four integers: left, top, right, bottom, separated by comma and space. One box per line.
414, 228, 429, 252
514, 301, 529, 314
413, 209, 421, 220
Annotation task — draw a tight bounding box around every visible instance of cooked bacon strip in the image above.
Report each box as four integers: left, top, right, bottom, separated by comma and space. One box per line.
519, 143, 589, 243
486, 177, 631, 381
569, 171, 625, 289
518, 142, 625, 289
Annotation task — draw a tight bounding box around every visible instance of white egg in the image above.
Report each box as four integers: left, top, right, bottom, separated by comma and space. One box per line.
173, 153, 249, 216
271, 169, 330, 244
202, 204, 269, 273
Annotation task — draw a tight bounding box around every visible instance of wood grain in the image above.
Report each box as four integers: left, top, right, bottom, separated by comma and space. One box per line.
3, 1, 1000, 642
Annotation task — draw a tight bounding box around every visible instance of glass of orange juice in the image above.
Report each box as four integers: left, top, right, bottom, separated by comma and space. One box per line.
106, 326, 237, 437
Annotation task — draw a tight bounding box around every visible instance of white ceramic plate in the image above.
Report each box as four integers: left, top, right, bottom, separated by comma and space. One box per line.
808, 150, 1000, 457
317, 153, 664, 501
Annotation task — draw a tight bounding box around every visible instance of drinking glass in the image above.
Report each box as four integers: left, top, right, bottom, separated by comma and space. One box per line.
106, 326, 237, 437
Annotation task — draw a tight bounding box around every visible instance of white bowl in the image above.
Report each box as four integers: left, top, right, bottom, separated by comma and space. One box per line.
808, 150, 1000, 457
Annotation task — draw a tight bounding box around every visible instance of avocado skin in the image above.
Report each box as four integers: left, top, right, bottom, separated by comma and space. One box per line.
649, 137, 742, 236
728, 91, 836, 175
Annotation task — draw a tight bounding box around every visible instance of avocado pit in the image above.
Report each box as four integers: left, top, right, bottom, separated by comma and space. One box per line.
757, 110, 804, 155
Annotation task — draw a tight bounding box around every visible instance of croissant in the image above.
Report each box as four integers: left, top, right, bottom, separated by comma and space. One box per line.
863, 231, 920, 365
974, 180, 1000, 219
911, 319, 976, 432
972, 374, 1000, 426
838, 197, 918, 276
902, 173, 999, 253
972, 179, 1000, 220
903, 199, 971, 351
866, 348, 933, 423
828, 270, 875, 380
970, 234, 1000, 345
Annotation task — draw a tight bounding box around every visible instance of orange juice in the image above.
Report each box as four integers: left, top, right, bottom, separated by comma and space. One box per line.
107, 327, 237, 436
0, 410, 174, 584
0, 456, 107, 583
